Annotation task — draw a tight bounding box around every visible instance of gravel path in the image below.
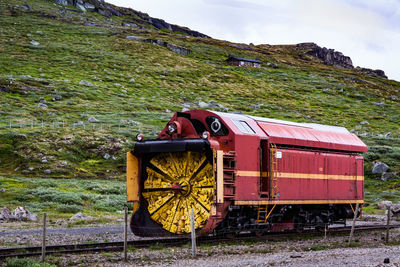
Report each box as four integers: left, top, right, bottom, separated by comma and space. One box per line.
39, 227, 400, 267
154, 246, 400, 267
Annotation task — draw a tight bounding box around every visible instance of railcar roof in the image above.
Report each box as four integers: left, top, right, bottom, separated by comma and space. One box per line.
212, 111, 367, 152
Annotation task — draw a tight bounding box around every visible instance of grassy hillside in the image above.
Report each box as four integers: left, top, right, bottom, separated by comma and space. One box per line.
0, 0, 400, 216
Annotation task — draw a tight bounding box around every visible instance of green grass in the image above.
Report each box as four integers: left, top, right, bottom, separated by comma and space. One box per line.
148, 243, 165, 250
0, 0, 399, 215
5, 257, 56, 267
0, 175, 129, 218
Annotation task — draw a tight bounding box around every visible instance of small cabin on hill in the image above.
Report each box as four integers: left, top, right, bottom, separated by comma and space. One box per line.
226, 55, 261, 67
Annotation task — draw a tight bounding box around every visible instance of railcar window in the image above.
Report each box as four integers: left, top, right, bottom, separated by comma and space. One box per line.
232, 120, 256, 134
190, 119, 207, 134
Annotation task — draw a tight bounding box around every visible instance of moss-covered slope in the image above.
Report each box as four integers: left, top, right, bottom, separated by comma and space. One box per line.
0, 0, 399, 182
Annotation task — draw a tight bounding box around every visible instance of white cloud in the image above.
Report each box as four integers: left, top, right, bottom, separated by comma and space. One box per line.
107, 0, 400, 80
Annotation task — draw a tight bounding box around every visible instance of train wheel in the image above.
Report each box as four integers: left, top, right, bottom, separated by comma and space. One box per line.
142, 151, 213, 234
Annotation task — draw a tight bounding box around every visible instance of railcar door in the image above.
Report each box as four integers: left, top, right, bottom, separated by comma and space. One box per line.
355, 156, 364, 200
260, 140, 269, 198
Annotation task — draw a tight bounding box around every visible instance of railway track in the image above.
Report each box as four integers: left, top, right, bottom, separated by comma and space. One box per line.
0, 224, 398, 259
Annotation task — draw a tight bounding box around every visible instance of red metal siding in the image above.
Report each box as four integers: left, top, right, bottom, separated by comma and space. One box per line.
275, 149, 363, 201
234, 135, 262, 200
257, 122, 367, 152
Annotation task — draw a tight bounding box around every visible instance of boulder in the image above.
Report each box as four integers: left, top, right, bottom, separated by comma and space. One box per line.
378, 201, 392, 209
391, 204, 400, 217
12, 206, 38, 221
372, 161, 389, 174
166, 43, 191, 55
381, 172, 397, 181
69, 212, 89, 220
27, 212, 38, 221
30, 40, 40, 46
38, 103, 48, 109
52, 94, 62, 101
98, 8, 112, 17
266, 62, 278, 68
83, 2, 95, 11
88, 116, 99, 123
198, 101, 208, 108
373, 102, 386, 107
79, 80, 93, 86
56, 0, 70, 5
21, 4, 31, 11
0, 207, 12, 220
76, 3, 86, 12
126, 35, 142, 41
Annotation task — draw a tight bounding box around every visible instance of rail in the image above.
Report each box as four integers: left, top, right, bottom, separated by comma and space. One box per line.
1, 224, 398, 259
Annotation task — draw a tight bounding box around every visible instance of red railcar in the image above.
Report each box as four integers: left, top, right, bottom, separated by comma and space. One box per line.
127, 110, 367, 236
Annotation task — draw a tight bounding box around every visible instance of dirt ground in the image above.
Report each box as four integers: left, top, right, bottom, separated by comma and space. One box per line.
1, 215, 400, 266
17, 227, 400, 267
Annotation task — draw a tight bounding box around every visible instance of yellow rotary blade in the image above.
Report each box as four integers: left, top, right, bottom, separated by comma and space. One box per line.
143, 151, 213, 234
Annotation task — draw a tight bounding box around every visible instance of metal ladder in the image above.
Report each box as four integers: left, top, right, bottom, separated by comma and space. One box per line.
222, 152, 236, 201
270, 143, 278, 200
256, 204, 277, 224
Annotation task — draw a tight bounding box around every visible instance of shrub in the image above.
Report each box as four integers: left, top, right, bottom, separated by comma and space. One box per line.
30, 188, 82, 205
5, 257, 56, 267
369, 146, 393, 154
35, 180, 58, 188
53, 193, 82, 205
390, 152, 400, 160
15, 192, 34, 202
84, 183, 124, 195
25, 202, 56, 212
363, 152, 380, 162
56, 204, 83, 213
93, 195, 125, 212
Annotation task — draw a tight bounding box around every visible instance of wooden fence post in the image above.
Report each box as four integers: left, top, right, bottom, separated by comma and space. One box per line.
190, 208, 196, 257
124, 206, 128, 261
386, 205, 391, 244
41, 213, 47, 262
348, 203, 359, 245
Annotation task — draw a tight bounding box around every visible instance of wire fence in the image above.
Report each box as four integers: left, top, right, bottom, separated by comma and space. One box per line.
0, 119, 163, 137
0, 205, 399, 264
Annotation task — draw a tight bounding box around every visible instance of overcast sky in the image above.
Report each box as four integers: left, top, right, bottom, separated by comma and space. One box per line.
108, 0, 400, 81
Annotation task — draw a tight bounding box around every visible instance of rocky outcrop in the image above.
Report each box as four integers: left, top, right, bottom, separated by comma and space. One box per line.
126, 36, 191, 55
297, 43, 353, 68
296, 43, 388, 79
355, 67, 388, 79
0, 206, 38, 221
54, 0, 208, 38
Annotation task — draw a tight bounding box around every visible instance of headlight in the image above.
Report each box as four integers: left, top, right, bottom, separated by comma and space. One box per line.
136, 133, 144, 142
202, 131, 210, 139
168, 123, 176, 134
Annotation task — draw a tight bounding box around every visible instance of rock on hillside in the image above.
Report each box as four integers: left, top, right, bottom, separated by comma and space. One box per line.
297, 42, 353, 68
296, 43, 387, 78
54, 0, 209, 38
